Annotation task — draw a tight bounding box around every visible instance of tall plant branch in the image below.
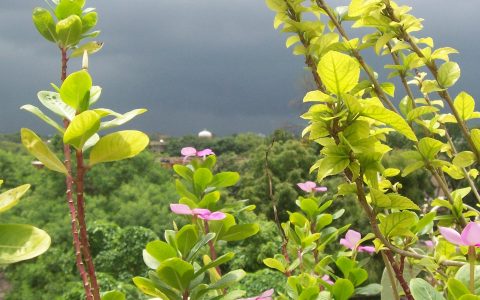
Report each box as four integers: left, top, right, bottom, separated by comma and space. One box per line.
314, 0, 398, 113
76, 149, 100, 300
383, 1, 480, 162
265, 138, 291, 276
60, 47, 93, 300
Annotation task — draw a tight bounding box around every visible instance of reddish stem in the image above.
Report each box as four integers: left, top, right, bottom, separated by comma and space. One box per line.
385, 251, 414, 300
204, 221, 221, 276
60, 47, 94, 300
76, 150, 101, 300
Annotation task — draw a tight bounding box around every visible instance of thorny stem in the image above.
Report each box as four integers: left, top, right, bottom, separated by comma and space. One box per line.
61, 47, 93, 300
383, 1, 480, 163
265, 138, 291, 276
468, 246, 476, 293
76, 150, 100, 300
384, 251, 414, 300
315, 0, 399, 113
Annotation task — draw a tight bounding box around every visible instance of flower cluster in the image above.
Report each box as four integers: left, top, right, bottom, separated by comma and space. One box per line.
170, 204, 226, 221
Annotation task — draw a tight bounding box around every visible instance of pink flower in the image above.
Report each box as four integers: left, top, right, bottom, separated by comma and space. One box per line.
170, 204, 225, 221
424, 240, 435, 248
239, 289, 274, 300
297, 181, 327, 193
340, 230, 375, 253
181, 147, 214, 161
321, 275, 334, 285
439, 222, 480, 247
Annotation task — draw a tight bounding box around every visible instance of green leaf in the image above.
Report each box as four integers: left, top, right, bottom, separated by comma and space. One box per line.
56, 15, 82, 48
263, 258, 286, 273
173, 165, 193, 181
407, 106, 438, 122
437, 61, 460, 88
60, 70, 92, 110
101, 291, 125, 300
132, 276, 174, 299
379, 211, 418, 238
209, 172, 240, 188
455, 264, 480, 295
221, 224, 259, 241
71, 41, 103, 58
81, 11, 98, 33
454, 92, 475, 121
453, 151, 476, 168
21, 128, 67, 174
0, 224, 51, 264
63, 110, 100, 149
193, 168, 213, 194
471, 129, 480, 153
285, 35, 300, 48
145, 240, 177, 263
194, 252, 235, 278
409, 278, 445, 300
99, 109, 147, 130
303, 90, 330, 102
447, 278, 470, 300
156, 258, 194, 291
20, 105, 64, 133
187, 233, 215, 261
55, 0, 82, 19
0, 184, 30, 214
332, 279, 355, 300
355, 283, 381, 296
317, 51, 360, 95
361, 104, 417, 141
208, 270, 246, 290
37, 91, 76, 120
89, 130, 149, 166
32, 7, 57, 42
176, 225, 198, 258
417, 137, 444, 160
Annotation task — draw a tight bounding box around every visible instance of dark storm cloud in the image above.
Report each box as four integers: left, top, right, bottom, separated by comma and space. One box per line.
0, 0, 479, 136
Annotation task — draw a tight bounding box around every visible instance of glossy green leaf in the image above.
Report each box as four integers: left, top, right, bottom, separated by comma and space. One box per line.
55, 0, 82, 19
0, 224, 51, 264
145, 240, 177, 263
156, 258, 194, 291
173, 165, 193, 181
194, 252, 235, 277
63, 110, 100, 149
417, 137, 444, 160
0, 184, 30, 214
132, 277, 172, 299
361, 104, 417, 141
81, 11, 98, 33
60, 70, 92, 110
221, 224, 259, 241
186, 233, 215, 261
303, 90, 330, 102
56, 15, 82, 48
454, 92, 475, 121
193, 168, 213, 194
317, 51, 360, 95
37, 91, 76, 120
332, 279, 355, 300
21, 128, 67, 174
99, 109, 147, 130
20, 105, 64, 133
89, 130, 149, 166
409, 278, 445, 300
437, 61, 460, 88
447, 278, 470, 300
208, 270, 246, 290
263, 258, 286, 273
455, 264, 480, 295
379, 211, 418, 238
176, 225, 198, 258
101, 291, 125, 300
32, 7, 57, 42
210, 172, 240, 188
71, 41, 103, 58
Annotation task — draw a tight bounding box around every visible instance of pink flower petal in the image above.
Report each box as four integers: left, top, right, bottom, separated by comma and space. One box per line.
314, 186, 328, 193
461, 222, 480, 246
424, 240, 435, 248
192, 208, 211, 215
340, 238, 353, 249
321, 275, 334, 285
439, 226, 465, 246
197, 148, 214, 157
198, 211, 226, 221
345, 229, 361, 246
170, 204, 193, 215
258, 289, 274, 299
181, 147, 197, 157
358, 246, 376, 253
297, 181, 317, 192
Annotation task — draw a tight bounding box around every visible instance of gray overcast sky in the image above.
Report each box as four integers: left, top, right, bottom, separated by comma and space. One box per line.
0, 1, 479, 136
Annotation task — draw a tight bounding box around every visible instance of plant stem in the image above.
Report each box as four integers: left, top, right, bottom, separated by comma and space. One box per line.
381, 251, 400, 300
384, 251, 414, 300
76, 150, 100, 300
468, 246, 476, 293
60, 47, 93, 300
203, 221, 221, 276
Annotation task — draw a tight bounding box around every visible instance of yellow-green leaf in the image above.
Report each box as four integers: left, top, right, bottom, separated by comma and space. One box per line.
60, 70, 92, 111
32, 7, 57, 42
89, 130, 149, 166
0, 184, 30, 214
361, 104, 417, 141
437, 61, 460, 88
63, 110, 100, 149
0, 224, 51, 264
303, 90, 330, 102
317, 51, 360, 95
453, 92, 475, 121
56, 15, 82, 48
453, 151, 475, 168
21, 128, 67, 174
